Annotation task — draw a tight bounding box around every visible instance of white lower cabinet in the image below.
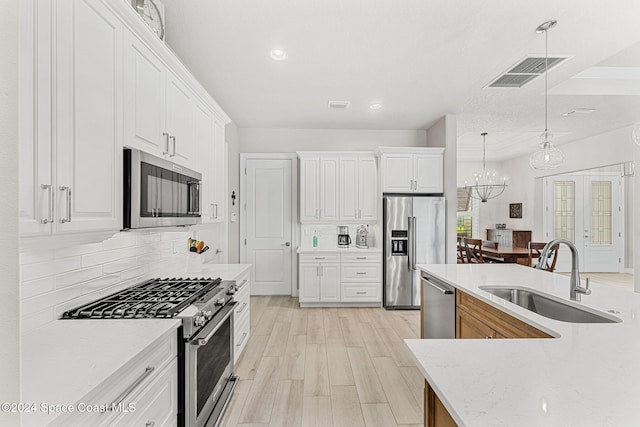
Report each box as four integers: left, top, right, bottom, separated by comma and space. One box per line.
298, 252, 382, 305
299, 256, 341, 303
50, 331, 178, 427
233, 270, 251, 364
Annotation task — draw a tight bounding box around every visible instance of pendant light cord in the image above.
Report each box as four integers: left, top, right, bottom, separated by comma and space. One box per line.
544, 28, 548, 133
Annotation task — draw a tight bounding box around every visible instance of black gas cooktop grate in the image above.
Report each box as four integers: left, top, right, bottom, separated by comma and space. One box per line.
62, 277, 222, 319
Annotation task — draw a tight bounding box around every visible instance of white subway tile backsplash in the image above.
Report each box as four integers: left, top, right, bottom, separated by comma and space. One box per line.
102, 258, 138, 275
79, 275, 121, 295
20, 230, 191, 333
21, 256, 82, 282
22, 285, 84, 316
21, 277, 55, 299
20, 249, 55, 265
54, 242, 103, 258
55, 266, 103, 289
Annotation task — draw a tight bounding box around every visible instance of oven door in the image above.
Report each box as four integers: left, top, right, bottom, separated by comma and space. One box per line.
127, 149, 202, 228
185, 302, 236, 427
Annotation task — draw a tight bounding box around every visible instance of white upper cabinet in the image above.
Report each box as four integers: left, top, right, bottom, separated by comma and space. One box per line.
55, 0, 123, 233
20, 0, 123, 236
211, 116, 226, 223
195, 102, 215, 223
299, 155, 341, 223
165, 72, 195, 167
299, 157, 320, 222
320, 158, 340, 221
124, 32, 166, 157
339, 156, 378, 222
380, 148, 444, 194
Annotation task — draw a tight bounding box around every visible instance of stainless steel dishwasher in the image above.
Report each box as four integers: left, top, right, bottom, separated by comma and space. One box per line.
421, 274, 456, 338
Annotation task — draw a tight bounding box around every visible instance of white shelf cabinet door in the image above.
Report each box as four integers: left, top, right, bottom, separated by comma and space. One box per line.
124, 32, 167, 158
339, 157, 358, 221
54, 0, 123, 233
319, 158, 339, 221
165, 72, 195, 168
19, 0, 53, 236
382, 154, 414, 193
299, 157, 320, 222
195, 102, 215, 223
211, 116, 226, 223
319, 263, 340, 302
298, 263, 320, 302
358, 157, 378, 221
414, 153, 443, 193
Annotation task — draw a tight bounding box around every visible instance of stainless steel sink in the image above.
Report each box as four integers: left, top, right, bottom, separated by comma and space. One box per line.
478, 286, 621, 324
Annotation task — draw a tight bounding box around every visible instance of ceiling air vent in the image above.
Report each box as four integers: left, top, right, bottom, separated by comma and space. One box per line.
488, 56, 568, 88
327, 100, 351, 109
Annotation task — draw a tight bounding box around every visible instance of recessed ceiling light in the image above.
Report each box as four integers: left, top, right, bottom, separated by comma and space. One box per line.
269, 49, 288, 61
369, 103, 383, 110
562, 108, 596, 116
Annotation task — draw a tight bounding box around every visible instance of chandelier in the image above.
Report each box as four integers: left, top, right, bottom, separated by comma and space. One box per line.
464, 132, 507, 202
529, 20, 564, 170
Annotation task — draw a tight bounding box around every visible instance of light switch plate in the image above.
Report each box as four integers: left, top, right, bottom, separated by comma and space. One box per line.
231, 213, 237, 223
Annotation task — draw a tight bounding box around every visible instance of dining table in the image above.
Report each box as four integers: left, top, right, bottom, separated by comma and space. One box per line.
480, 245, 533, 264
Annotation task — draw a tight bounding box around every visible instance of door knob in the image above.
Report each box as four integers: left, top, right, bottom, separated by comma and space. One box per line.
281, 242, 291, 246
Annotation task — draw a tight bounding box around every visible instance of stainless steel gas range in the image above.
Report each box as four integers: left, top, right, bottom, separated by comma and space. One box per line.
62, 277, 238, 427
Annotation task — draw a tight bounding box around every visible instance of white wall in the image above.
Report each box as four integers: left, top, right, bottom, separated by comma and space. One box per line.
0, 0, 20, 423
427, 115, 457, 263
226, 122, 240, 263
238, 128, 427, 153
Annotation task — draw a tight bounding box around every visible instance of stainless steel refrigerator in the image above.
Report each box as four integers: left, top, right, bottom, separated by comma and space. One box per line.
383, 196, 445, 309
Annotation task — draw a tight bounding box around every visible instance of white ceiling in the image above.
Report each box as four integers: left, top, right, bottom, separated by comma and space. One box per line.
162, 0, 640, 161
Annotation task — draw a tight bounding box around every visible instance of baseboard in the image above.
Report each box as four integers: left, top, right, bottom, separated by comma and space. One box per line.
625, 268, 634, 274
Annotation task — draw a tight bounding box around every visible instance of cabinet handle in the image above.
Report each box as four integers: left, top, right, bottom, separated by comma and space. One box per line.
236, 302, 248, 314
356, 257, 367, 260
40, 184, 54, 224
356, 272, 367, 275
213, 203, 218, 219
162, 132, 170, 155
485, 336, 493, 339
145, 423, 155, 427
236, 332, 248, 347
111, 366, 155, 408
314, 257, 325, 260
170, 135, 176, 157
356, 291, 367, 295
59, 186, 71, 223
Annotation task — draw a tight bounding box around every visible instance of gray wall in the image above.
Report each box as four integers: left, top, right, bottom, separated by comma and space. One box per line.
426, 115, 457, 264
226, 122, 240, 263
0, 0, 21, 424
238, 128, 427, 153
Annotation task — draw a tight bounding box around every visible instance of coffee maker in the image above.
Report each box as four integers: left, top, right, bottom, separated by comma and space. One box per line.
356, 225, 369, 249
337, 226, 351, 248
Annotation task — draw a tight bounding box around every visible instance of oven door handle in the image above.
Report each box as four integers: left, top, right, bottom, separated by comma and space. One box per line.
189, 302, 237, 346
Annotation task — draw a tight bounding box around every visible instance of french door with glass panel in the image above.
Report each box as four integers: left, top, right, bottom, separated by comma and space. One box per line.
544, 174, 623, 272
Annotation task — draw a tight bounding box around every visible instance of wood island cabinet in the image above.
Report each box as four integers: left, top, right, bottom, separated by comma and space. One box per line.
424, 289, 552, 426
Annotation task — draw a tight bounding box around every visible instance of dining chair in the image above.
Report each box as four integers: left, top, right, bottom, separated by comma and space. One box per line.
464, 238, 485, 263
528, 242, 559, 272
457, 236, 467, 263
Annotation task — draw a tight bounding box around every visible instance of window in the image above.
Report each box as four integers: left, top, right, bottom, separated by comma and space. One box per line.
457, 187, 474, 238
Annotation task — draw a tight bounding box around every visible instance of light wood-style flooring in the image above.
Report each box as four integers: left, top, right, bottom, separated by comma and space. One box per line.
221, 297, 424, 427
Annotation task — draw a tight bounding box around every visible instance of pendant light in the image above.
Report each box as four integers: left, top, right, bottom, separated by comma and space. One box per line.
464, 132, 507, 202
529, 20, 564, 170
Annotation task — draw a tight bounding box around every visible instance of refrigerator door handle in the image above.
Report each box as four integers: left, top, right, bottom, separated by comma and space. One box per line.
412, 216, 417, 270
407, 217, 413, 271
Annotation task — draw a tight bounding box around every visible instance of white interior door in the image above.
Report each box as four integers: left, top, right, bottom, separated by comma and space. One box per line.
544, 174, 623, 272
245, 159, 293, 295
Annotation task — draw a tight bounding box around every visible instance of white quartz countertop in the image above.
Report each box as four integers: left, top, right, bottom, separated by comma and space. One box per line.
406, 263, 640, 426
169, 262, 252, 281
20, 263, 250, 426
297, 246, 381, 254
21, 319, 180, 426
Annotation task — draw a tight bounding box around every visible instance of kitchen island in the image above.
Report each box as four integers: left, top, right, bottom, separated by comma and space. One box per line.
406, 263, 639, 426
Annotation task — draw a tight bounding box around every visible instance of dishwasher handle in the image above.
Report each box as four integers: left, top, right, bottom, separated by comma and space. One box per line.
422, 276, 454, 295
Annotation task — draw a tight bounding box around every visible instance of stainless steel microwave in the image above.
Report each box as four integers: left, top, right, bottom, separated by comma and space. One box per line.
124, 148, 201, 229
